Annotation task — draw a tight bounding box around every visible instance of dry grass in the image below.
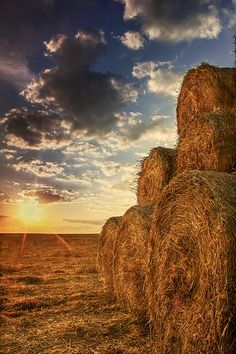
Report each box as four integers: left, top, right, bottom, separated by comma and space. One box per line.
0, 233, 156, 354
97, 216, 121, 295
176, 110, 236, 173
113, 205, 153, 321
146, 170, 236, 353
137, 147, 175, 205
177, 63, 236, 134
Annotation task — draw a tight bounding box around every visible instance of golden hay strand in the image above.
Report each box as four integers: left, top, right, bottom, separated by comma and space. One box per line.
147, 170, 236, 353
177, 63, 236, 134
137, 147, 175, 205
113, 205, 153, 320
97, 216, 121, 294
176, 110, 236, 174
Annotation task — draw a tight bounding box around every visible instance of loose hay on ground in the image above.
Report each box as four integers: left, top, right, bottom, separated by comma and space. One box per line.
176, 110, 236, 173
113, 205, 153, 321
97, 217, 121, 295
137, 147, 175, 205
177, 63, 236, 134
147, 170, 236, 354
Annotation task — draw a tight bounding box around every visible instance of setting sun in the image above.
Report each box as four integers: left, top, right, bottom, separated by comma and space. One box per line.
17, 202, 43, 224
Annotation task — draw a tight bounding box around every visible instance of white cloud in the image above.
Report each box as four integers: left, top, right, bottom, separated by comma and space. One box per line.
119, 31, 144, 50
133, 61, 183, 97
12, 159, 65, 177
120, 0, 221, 43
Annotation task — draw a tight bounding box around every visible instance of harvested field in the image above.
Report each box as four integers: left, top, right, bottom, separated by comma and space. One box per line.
177, 63, 236, 134
0, 233, 156, 354
147, 171, 236, 353
113, 205, 153, 321
176, 110, 236, 173
97, 216, 121, 295
137, 147, 175, 205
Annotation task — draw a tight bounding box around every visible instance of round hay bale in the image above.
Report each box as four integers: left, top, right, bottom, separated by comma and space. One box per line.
113, 205, 153, 320
137, 147, 175, 205
176, 110, 236, 174
97, 216, 121, 294
177, 63, 236, 134
147, 170, 236, 353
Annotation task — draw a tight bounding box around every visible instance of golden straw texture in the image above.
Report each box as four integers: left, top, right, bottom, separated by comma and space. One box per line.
147, 170, 236, 353
177, 63, 236, 134
137, 147, 175, 205
113, 205, 153, 320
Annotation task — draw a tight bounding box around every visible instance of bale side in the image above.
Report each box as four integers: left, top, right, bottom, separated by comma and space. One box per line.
176, 110, 236, 174
97, 216, 121, 294
137, 147, 175, 205
177, 63, 236, 134
113, 205, 153, 320
147, 170, 236, 353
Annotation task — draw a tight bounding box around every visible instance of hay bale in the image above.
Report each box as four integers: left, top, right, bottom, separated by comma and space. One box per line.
176, 110, 236, 174
137, 147, 175, 205
113, 205, 153, 320
177, 63, 236, 134
97, 216, 121, 294
147, 170, 236, 353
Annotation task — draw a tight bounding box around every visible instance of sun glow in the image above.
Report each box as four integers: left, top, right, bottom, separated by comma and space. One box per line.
17, 201, 43, 224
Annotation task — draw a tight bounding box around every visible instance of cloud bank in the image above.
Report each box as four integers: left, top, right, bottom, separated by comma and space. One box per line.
22, 29, 139, 135
120, 0, 222, 42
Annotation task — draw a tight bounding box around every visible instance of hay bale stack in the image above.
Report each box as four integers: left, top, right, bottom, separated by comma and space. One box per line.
147, 170, 236, 353
137, 147, 175, 205
97, 216, 121, 294
176, 110, 236, 174
113, 205, 153, 320
177, 63, 236, 134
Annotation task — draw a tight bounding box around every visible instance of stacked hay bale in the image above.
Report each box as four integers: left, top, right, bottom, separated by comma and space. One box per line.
176, 110, 236, 173
176, 63, 236, 135
146, 171, 236, 353
98, 62, 236, 353
113, 205, 152, 320
97, 216, 121, 295
137, 147, 176, 205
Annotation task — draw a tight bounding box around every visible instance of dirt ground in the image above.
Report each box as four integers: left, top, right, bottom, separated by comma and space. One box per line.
0, 233, 156, 353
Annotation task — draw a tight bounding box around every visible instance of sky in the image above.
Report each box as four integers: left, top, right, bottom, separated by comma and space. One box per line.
0, 0, 235, 234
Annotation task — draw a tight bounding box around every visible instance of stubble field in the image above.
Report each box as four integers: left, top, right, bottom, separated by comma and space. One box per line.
0, 233, 155, 353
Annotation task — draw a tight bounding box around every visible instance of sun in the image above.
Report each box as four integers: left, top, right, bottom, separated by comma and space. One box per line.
17, 201, 43, 224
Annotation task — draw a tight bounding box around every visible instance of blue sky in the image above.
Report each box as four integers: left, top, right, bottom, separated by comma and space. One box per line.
0, 0, 235, 233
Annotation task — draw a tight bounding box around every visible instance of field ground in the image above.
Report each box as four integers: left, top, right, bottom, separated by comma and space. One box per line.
0, 234, 155, 353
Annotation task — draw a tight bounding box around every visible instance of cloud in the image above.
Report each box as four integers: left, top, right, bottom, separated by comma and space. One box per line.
21, 29, 139, 136
0, 40, 34, 89
223, 1, 236, 28
18, 186, 80, 204
0, 215, 10, 220
12, 159, 65, 177
119, 0, 221, 42
1, 108, 70, 149
132, 61, 183, 97
119, 31, 145, 50
63, 218, 103, 226
103, 112, 177, 149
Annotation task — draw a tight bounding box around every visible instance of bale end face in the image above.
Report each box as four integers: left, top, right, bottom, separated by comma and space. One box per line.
113, 205, 153, 320
177, 63, 236, 134
147, 170, 236, 353
137, 147, 175, 205
97, 216, 121, 294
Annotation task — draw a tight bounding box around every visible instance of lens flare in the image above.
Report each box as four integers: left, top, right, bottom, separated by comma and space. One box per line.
17, 201, 43, 224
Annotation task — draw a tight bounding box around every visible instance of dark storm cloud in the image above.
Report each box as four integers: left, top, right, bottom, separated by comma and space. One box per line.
0, 215, 10, 221
1, 108, 70, 148
120, 0, 222, 42
34, 189, 65, 203
22, 29, 139, 135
